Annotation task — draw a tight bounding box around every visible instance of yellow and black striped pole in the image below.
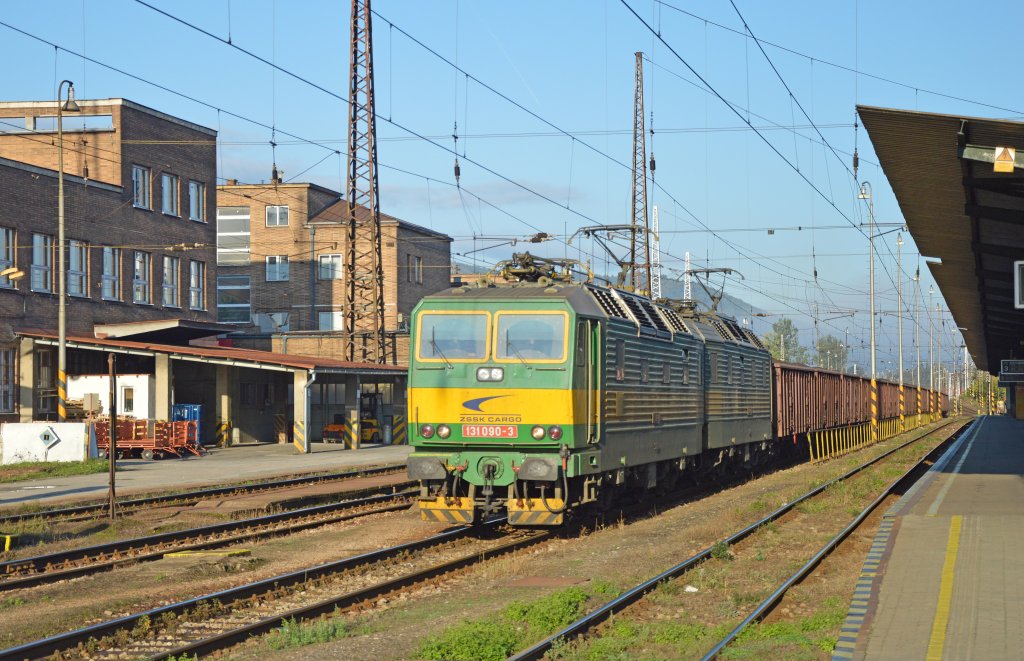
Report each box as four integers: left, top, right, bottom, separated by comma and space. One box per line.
916, 386, 922, 427
57, 368, 67, 422
870, 378, 879, 443
899, 383, 905, 432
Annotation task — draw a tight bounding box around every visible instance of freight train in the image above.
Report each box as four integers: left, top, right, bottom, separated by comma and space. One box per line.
406, 254, 949, 526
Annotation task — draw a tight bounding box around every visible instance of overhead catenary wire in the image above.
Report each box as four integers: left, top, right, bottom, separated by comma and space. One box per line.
4, 6, 937, 358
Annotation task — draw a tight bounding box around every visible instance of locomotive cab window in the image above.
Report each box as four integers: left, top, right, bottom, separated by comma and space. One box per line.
494, 312, 567, 362
417, 312, 489, 361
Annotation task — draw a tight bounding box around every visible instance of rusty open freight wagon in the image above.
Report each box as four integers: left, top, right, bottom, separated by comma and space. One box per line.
94, 420, 203, 460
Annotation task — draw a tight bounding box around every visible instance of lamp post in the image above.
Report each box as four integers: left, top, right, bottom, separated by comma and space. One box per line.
914, 270, 922, 423
57, 80, 80, 422
928, 285, 935, 420
896, 233, 905, 430
859, 182, 878, 442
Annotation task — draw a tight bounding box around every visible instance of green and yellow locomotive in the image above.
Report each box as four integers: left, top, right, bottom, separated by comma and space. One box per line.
406, 254, 773, 525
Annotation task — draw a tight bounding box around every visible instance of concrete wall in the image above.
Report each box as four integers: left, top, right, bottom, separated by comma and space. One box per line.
1, 422, 89, 463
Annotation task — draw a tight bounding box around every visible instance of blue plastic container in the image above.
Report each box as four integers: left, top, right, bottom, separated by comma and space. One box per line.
172, 404, 202, 445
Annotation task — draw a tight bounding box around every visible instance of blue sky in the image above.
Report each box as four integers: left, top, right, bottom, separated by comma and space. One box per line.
2, 0, 1017, 379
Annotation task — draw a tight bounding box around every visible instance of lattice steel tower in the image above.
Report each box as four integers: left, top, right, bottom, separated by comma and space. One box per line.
630, 52, 652, 295
345, 0, 387, 363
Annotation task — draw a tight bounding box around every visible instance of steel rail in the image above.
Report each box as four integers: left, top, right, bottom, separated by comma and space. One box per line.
509, 417, 965, 661
698, 416, 978, 660
0, 487, 416, 591
0, 519, 514, 661
0, 463, 405, 525
158, 528, 551, 660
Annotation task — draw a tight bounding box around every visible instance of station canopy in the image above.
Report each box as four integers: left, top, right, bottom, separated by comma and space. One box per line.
859, 106, 1024, 375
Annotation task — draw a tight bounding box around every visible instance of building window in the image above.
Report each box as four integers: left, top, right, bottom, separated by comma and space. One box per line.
133, 251, 151, 304
189, 260, 206, 310
162, 255, 180, 307
101, 247, 121, 301
122, 386, 135, 415
266, 255, 289, 282
0, 348, 14, 413
188, 180, 206, 221
217, 275, 251, 323
161, 173, 179, 216
266, 205, 289, 227
319, 311, 345, 331
35, 348, 54, 414
318, 254, 342, 280
31, 233, 52, 293
132, 165, 151, 209
68, 240, 88, 297
216, 206, 250, 265
0, 227, 14, 289
407, 254, 423, 284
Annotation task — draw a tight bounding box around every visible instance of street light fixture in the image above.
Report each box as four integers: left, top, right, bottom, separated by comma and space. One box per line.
57, 80, 80, 422
928, 284, 935, 418
859, 181, 878, 441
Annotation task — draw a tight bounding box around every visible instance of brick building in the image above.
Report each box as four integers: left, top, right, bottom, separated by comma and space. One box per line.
216, 179, 451, 362
0, 98, 218, 420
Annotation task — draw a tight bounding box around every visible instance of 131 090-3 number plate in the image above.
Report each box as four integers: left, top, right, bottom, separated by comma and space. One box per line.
462, 425, 518, 438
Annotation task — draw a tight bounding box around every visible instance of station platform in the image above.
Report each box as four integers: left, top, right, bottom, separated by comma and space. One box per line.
835, 415, 1024, 660
0, 442, 412, 510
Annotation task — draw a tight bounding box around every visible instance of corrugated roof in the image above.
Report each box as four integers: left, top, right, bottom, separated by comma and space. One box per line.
19, 330, 405, 374
859, 106, 1024, 374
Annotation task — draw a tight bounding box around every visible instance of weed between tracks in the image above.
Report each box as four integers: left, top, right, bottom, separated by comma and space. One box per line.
266, 612, 371, 649
415, 585, 605, 661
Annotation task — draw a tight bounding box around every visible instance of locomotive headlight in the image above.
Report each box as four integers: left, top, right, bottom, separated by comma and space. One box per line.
476, 367, 505, 382
437, 424, 452, 439
531, 425, 546, 440
419, 424, 435, 439
548, 425, 563, 441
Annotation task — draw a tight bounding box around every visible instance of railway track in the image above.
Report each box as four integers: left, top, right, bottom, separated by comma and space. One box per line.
695, 417, 977, 660
509, 417, 968, 661
0, 487, 416, 592
0, 463, 406, 526
0, 519, 550, 660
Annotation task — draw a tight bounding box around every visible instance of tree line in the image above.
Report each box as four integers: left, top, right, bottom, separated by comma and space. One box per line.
761, 318, 849, 371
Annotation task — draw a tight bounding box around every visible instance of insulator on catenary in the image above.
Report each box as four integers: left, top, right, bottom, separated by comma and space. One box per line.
454, 158, 461, 186
649, 153, 656, 173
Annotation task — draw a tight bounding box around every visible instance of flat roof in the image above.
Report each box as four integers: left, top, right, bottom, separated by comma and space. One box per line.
19, 330, 406, 375
859, 106, 1024, 375
93, 319, 237, 344
0, 98, 217, 136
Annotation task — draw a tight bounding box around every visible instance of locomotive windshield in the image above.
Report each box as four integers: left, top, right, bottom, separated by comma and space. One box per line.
495, 312, 567, 362
417, 312, 489, 360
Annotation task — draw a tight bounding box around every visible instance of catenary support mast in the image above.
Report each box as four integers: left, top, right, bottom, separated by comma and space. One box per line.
346, 0, 387, 362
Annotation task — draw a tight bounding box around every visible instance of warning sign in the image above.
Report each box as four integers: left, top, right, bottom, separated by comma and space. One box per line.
994, 146, 1016, 173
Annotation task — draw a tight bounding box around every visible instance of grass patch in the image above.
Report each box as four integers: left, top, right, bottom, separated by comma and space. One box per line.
558, 618, 734, 660
720, 596, 847, 659
0, 458, 110, 483
417, 587, 590, 661
265, 615, 364, 650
